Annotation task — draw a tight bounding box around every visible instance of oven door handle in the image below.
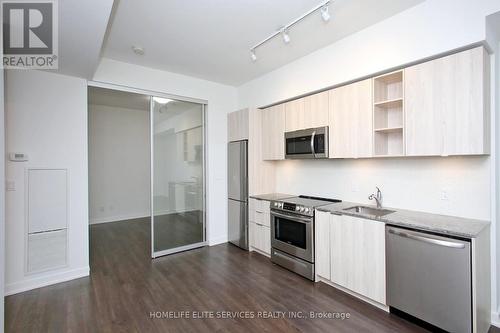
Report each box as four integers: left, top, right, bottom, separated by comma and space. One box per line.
271, 211, 313, 223
310, 131, 316, 158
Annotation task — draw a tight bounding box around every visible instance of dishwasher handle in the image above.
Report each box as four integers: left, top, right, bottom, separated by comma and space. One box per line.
388, 228, 466, 249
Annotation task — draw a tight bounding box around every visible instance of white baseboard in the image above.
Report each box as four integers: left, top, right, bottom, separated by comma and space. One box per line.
208, 235, 228, 246
5, 266, 90, 296
89, 212, 150, 224
492, 311, 500, 328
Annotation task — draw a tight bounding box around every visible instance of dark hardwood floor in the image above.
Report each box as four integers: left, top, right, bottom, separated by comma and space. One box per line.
5, 219, 500, 332
154, 211, 203, 251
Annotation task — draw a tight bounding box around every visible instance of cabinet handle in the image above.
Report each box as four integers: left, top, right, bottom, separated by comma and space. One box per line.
388, 228, 466, 249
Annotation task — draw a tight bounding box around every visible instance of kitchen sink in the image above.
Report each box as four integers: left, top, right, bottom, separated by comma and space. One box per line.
343, 205, 395, 217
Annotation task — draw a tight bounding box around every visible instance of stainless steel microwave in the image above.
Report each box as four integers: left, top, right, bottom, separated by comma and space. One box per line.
284, 126, 328, 159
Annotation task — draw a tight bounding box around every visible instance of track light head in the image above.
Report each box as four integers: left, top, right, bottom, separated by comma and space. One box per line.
282, 29, 290, 44
250, 49, 257, 62
321, 5, 330, 22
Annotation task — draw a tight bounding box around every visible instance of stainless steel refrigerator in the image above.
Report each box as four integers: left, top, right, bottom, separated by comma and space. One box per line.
228, 140, 248, 250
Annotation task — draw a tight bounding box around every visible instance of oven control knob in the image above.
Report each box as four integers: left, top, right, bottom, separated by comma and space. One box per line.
300, 207, 305, 212
273, 202, 277, 207
305, 208, 310, 213
295, 206, 300, 211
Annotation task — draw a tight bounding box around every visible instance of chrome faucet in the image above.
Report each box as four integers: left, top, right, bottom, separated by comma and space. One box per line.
368, 187, 383, 209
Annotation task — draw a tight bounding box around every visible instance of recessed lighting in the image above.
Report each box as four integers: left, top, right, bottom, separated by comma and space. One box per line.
153, 97, 173, 104
132, 46, 144, 55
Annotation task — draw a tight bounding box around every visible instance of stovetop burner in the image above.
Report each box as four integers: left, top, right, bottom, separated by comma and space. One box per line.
270, 195, 342, 216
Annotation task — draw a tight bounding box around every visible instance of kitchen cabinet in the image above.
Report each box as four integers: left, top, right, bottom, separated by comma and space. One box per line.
261, 104, 285, 160
328, 79, 372, 158
227, 108, 276, 195
249, 198, 271, 255
373, 71, 405, 156
405, 46, 489, 156
285, 91, 329, 132
323, 213, 386, 305
228, 108, 249, 142
314, 210, 331, 280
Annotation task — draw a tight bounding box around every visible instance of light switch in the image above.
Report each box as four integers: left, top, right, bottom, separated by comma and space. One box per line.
6, 180, 15, 191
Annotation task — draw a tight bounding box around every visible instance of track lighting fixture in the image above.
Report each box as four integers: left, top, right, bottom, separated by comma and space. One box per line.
282, 29, 290, 44
249, 0, 331, 61
321, 5, 330, 22
250, 49, 257, 62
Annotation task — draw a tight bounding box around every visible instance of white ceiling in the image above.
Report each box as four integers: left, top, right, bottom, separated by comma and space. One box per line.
56, 0, 114, 78
101, 0, 424, 86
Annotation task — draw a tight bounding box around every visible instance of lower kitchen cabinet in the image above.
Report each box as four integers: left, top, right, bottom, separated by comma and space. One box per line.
249, 222, 271, 255
315, 212, 386, 306
249, 198, 271, 255
314, 210, 331, 280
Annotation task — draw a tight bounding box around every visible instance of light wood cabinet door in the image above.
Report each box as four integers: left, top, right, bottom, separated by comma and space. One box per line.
260, 225, 271, 254
315, 210, 331, 280
330, 214, 386, 305
329, 79, 372, 158
405, 46, 489, 156
261, 104, 285, 160
227, 109, 249, 142
285, 91, 329, 131
249, 199, 271, 255
249, 221, 257, 250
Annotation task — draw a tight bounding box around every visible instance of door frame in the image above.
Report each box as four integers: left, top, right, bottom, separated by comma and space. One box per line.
87, 81, 208, 258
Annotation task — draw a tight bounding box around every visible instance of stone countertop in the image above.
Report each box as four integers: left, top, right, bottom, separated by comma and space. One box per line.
249, 193, 296, 201
316, 201, 489, 239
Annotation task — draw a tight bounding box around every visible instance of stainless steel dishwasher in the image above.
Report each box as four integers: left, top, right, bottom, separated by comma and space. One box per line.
386, 226, 471, 333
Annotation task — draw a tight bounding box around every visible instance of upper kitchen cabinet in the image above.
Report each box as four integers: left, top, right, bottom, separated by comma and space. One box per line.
227, 108, 276, 194
262, 104, 286, 160
405, 46, 490, 156
329, 79, 372, 158
373, 71, 405, 157
285, 91, 329, 132
228, 108, 249, 142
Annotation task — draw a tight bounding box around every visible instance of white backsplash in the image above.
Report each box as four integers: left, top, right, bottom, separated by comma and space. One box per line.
275, 156, 491, 221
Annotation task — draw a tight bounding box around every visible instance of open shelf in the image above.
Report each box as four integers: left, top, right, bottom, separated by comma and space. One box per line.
374, 126, 403, 133
374, 130, 404, 156
373, 70, 403, 103
373, 70, 404, 157
373, 98, 403, 109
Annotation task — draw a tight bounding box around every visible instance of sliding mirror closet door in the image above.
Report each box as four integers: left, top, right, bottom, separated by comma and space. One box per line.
151, 97, 205, 257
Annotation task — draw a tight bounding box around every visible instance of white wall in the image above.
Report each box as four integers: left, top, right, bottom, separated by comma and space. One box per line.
93, 58, 238, 245
5, 70, 89, 295
275, 157, 490, 220
88, 104, 150, 224
237, 0, 500, 324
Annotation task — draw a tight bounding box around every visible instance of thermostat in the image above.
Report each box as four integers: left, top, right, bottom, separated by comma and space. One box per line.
9, 153, 28, 162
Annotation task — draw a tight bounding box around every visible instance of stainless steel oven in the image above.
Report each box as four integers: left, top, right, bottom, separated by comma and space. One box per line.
284, 126, 328, 159
271, 208, 314, 280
